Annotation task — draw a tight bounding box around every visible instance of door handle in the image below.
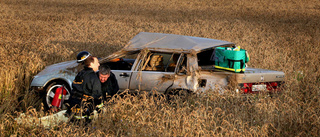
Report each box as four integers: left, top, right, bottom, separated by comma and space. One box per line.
120, 73, 129, 77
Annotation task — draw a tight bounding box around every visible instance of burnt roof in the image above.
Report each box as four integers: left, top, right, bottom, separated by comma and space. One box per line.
124, 32, 234, 53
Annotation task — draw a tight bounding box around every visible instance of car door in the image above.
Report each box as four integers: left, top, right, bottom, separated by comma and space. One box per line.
112, 70, 132, 90
103, 53, 140, 90
129, 52, 181, 93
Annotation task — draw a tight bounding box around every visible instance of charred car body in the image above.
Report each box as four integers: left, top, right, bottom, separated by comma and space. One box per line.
30, 32, 285, 109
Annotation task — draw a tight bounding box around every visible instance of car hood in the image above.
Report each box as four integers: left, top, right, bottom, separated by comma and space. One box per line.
35, 60, 79, 77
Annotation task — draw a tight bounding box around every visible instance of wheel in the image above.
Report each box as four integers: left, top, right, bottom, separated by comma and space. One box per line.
43, 82, 71, 111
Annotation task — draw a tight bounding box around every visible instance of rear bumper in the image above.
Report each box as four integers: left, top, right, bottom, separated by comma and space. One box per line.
238, 81, 284, 94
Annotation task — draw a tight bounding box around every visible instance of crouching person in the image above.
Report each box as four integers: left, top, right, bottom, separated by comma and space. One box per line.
98, 64, 119, 102
93, 64, 119, 114
65, 51, 103, 124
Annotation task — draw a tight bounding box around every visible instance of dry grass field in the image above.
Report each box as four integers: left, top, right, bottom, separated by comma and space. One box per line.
1, 0, 320, 136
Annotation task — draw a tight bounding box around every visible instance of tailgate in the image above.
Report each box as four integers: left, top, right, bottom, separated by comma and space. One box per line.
234, 68, 285, 83
232, 67, 285, 93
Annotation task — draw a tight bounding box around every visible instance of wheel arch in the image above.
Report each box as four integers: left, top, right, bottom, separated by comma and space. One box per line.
165, 87, 193, 95
43, 78, 72, 92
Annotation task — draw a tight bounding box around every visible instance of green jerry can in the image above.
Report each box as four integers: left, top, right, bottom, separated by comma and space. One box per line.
214, 46, 249, 73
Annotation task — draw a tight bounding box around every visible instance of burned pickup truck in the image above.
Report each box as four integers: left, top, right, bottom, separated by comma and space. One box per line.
30, 32, 285, 109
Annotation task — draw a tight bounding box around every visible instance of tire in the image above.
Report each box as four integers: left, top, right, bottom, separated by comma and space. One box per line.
43, 82, 71, 111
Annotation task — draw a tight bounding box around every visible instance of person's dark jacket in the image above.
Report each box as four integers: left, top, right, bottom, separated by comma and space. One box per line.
72, 66, 102, 100
98, 72, 119, 101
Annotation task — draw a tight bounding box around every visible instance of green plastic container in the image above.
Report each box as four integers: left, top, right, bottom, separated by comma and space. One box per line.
214, 47, 249, 73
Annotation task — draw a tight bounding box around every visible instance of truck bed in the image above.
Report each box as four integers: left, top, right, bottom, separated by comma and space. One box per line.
213, 67, 285, 83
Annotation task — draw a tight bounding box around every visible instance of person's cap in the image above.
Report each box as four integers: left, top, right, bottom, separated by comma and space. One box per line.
76, 51, 91, 63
